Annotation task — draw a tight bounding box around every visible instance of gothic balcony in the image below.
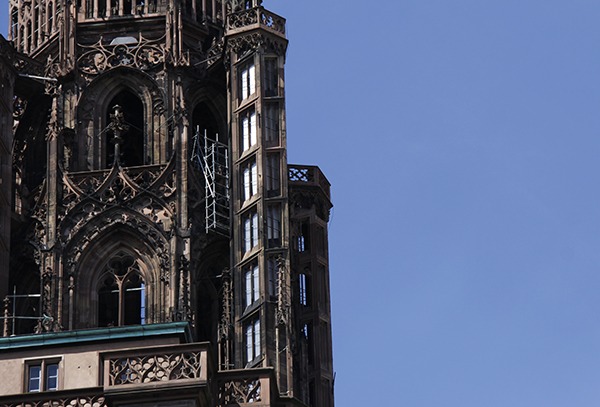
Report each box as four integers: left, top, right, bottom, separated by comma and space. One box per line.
217, 368, 278, 407
102, 343, 211, 395
0, 388, 107, 407
226, 6, 286, 38
288, 165, 331, 202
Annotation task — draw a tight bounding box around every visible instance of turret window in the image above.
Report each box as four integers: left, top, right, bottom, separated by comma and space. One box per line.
265, 154, 280, 197
242, 209, 259, 254
244, 262, 260, 308
264, 58, 279, 97
240, 62, 256, 101
245, 318, 261, 363
266, 204, 281, 248
264, 104, 280, 146
240, 108, 257, 153
242, 158, 258, 202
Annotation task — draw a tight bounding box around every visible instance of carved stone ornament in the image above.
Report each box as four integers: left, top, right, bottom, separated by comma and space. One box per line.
77, 34, 166, 78
219, 379, 262, 405
59, 160, 177, 279
226, 32, 287, 57
107, 351, 203, 385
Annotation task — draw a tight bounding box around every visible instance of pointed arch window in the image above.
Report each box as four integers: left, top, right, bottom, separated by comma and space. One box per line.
105, 90, 145, 168
98, 253, 146, 327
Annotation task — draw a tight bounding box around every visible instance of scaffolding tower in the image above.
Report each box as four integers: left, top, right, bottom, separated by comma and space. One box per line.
191, 128, 230, 236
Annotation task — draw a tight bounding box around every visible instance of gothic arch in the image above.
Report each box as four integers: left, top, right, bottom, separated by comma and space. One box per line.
76, 67, 167, 170
71, 223, 165, 329
193, 239, 229, 344
187, 84, 228, 145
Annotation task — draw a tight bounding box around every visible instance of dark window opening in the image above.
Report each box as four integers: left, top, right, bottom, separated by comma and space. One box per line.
297, 220, 310, 252
264, 58, 279, 97
264, 104, 280, 146
192, 102, 223, 147
105, 90, 144, 167
98, 0, 107, 17
97, 253, 145, 327
10, 9, 18, 40
299, 271, 311, 307
265, 154, 280, 197
98, 275, 119, 327
48, 3, 54, 33
266, 204, 281, 248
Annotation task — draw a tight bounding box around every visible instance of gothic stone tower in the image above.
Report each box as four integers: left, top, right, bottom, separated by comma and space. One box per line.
0, 1, 334, 406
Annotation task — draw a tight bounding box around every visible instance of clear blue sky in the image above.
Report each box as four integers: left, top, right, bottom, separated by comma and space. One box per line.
5, 1, 600, 405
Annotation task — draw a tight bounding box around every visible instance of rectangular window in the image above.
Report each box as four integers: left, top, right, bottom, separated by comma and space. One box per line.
297, 220, 310, 252
302, 322, 314, 366
267, 257, 278, 299
264, 104, 280, 146
265, 154, 281, 197
26, 360, 60, 392
242, 158, 258, 202
240, 108, 257, 153
245, 318, 261, 363
266, 205, 281, 248
240, 62, 256, 101
299, 272, 311, 307
243, 209, 259, 253
46, 364, 59, 391
244, 262, 260, 308
264, 58, 279, 97
28, 365, 41, 392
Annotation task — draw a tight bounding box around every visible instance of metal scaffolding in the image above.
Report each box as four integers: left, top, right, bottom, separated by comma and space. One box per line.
191, 127, 230, 236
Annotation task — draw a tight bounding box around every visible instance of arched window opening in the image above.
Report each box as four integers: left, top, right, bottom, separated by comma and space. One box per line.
192, 102, 223, 146
10, 9, 18, 40
26, 20, 32, 52
105, 90, 145, 167
48, 3, 54, 34
33, 6, 39, 46
98, 0, 107, 18
124, 0, 133, 15
97, 253, 146, 327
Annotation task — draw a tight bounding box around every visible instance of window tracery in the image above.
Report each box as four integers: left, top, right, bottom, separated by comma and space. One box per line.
97, 252, 146, 327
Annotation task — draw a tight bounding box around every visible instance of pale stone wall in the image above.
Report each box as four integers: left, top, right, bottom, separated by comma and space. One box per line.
0, 336, 181, 395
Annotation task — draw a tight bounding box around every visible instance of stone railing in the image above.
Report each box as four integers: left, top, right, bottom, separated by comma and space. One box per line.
217, 368, 278, 406
288, 164, 331, 200
78, 0, 167, 21
0, 388, 106, 407
102, 343, 209, 389
226, 7, 286, 36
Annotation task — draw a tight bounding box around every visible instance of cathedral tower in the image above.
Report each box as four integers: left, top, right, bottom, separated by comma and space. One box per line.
0, 1, 334, 406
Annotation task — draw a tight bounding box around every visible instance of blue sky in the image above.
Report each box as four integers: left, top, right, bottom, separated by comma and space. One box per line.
273, 1, 600, 405
4, 1, 600, 405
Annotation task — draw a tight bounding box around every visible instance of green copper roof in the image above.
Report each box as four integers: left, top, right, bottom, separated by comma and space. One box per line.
0, 322, 192, 350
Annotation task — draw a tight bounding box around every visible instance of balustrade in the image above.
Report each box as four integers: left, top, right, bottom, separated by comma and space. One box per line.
226, 6, 286, 36
102, 343, 209, 388
288, 165, 331, 200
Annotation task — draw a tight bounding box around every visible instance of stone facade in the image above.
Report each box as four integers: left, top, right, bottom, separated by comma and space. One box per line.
0, 1, 334, 406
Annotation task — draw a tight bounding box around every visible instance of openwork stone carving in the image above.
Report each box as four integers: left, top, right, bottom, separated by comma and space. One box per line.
77, 34, 166, 77
219, 379, 262, 405
227, 32, 287, 57
0, 395, 106, 407
107, 351, 203, 385
226, 7, 285, 35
